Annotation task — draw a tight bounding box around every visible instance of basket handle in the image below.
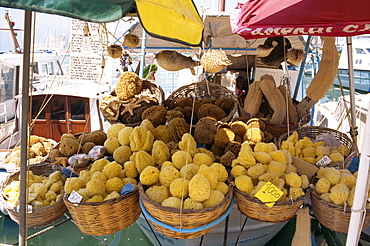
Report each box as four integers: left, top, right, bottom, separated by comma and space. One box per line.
139, 197, 235, 233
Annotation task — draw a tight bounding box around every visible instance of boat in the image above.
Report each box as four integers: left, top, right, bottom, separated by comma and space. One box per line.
334, 36, 370, 93
312, 93, 370, 156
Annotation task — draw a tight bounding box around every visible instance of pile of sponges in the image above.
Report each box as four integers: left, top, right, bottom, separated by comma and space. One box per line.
280, 131, 351, 164
231, 142, 309, 201
314, 167, 365, 208
2, 170, 65, 208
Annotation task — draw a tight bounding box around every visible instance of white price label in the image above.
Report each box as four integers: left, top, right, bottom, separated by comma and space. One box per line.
16, 205, 33, 213
316, 155, 332, 166
68, 190, 83, 205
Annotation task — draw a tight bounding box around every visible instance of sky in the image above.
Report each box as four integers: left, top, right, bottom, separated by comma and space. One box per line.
0, 0, 243, 52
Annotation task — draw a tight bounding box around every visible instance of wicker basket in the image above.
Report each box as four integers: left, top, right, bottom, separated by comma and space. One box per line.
164, 81, 239, 123
277, 126, 357, 169
238, 94, 311, 137
233, 187, 308, 223
63, 187, 140, 236
139, 182, 233, 239
0, 162, 66, 228
311, 191, 370, 233
100, 79, 165, 126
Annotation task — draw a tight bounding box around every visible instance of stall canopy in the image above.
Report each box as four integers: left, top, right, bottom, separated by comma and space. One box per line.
231, 0, 370, 39
0, 0, 204, 46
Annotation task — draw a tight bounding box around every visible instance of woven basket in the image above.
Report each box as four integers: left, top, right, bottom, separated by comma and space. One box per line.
238, 95, 311, 137
311, 191, 370, 233
100, 79, 165, 126
63, 187, 140, 236
164, 81, 239, 123
0, 162, 66, 228
139, 182, 233, 239
277, 126, 356, 169
233, 187, 308, 223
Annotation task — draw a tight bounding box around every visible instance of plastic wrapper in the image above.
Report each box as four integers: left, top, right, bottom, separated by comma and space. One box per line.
88, 145, 106, 160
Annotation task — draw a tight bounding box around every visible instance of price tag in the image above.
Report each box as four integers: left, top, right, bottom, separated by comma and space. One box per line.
254, 182, 284, 208
16, 205, 33, 213
316, 155, 332, 166
68, 190, 83, 205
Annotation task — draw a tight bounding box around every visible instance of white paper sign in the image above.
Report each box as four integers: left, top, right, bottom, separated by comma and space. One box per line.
316, 155, 332, 166
68, 190, 83, 205
16, 204, 32, 213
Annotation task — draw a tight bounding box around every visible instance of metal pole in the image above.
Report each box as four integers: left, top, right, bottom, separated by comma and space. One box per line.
346, 36, 358, 144
19, 10, 32, 246
293, 35, 312, 100
346, 100, 370, 246
139, 29, 147, 78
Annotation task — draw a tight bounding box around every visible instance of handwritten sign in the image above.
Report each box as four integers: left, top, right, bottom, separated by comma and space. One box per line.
316, 155, 332, 166
254, 182, 284, 207
68, 190, 83, 205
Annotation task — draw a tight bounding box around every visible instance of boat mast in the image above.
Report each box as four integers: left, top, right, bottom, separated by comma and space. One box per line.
4, 12, 23, 54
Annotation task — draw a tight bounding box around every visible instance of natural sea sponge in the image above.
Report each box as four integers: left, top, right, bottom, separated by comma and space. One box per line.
267, 161, 286, 177
159, 166, 180, 188
117, 127, 134, 146
142, 106, 167, 127
107, 123, 126, 139
59, 138, 81, 157
259, 172, 279, 186
230, 165, 247, 178
315, 178, 331, 194
152, 125, 171, 143
115, 72, 142, 100
91, 171, 107, 184
168, 117, 190, 143
180, 164, 199, 180
135, 150, 155, 173
323, 167, 340, 185
230, 121, 248, 137
254, 152, 272, 164
220, 151, 236, 168
235, 175, 254, 194
247, 163, 266, 180
104, 137, 121, 155
169, 178, 189, 199
225, 141, 241, 157
269, 150, 288, 165
330, 185, 350, 206
140, 166, 160, 186
210, 163, 228, 182
86, 195, 104, 203
285, 172, 302, 188
86, 179, 106, 196
145, 185, 169, 204
183, 197, 203, 210
129, 126, 154, 152
215, 182, 229, 195
105, 177, 124, 193
161, 196, 182, 209
189, 174, 211, 202
152, 140, 170, 166
337, 144, 351, 157
105, 191, 120, 201
203, 190, 224, 208
192, 153, 213, 167
90, 158, 109, 173
194, 117, 217, 145
123, 161, 138, 178
289, 187, 305, 200
102, 161, 122, 179
178, 133, 198, 157
49, 149, 63, 162
237, 151, 256, 168
214, 128, 235, 148
339, 172, 357, 189
198, 165, 219, 190
113, 145, 132, 164
198, 104, 227, 121
64, 177, 82, 194
172, 150, 192, 169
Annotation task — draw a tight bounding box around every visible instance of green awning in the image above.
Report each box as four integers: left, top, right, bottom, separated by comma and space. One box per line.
0, 0, 204, 46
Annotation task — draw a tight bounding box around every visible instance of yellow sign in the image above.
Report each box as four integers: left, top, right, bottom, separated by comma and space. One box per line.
254, 182, 284, 207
